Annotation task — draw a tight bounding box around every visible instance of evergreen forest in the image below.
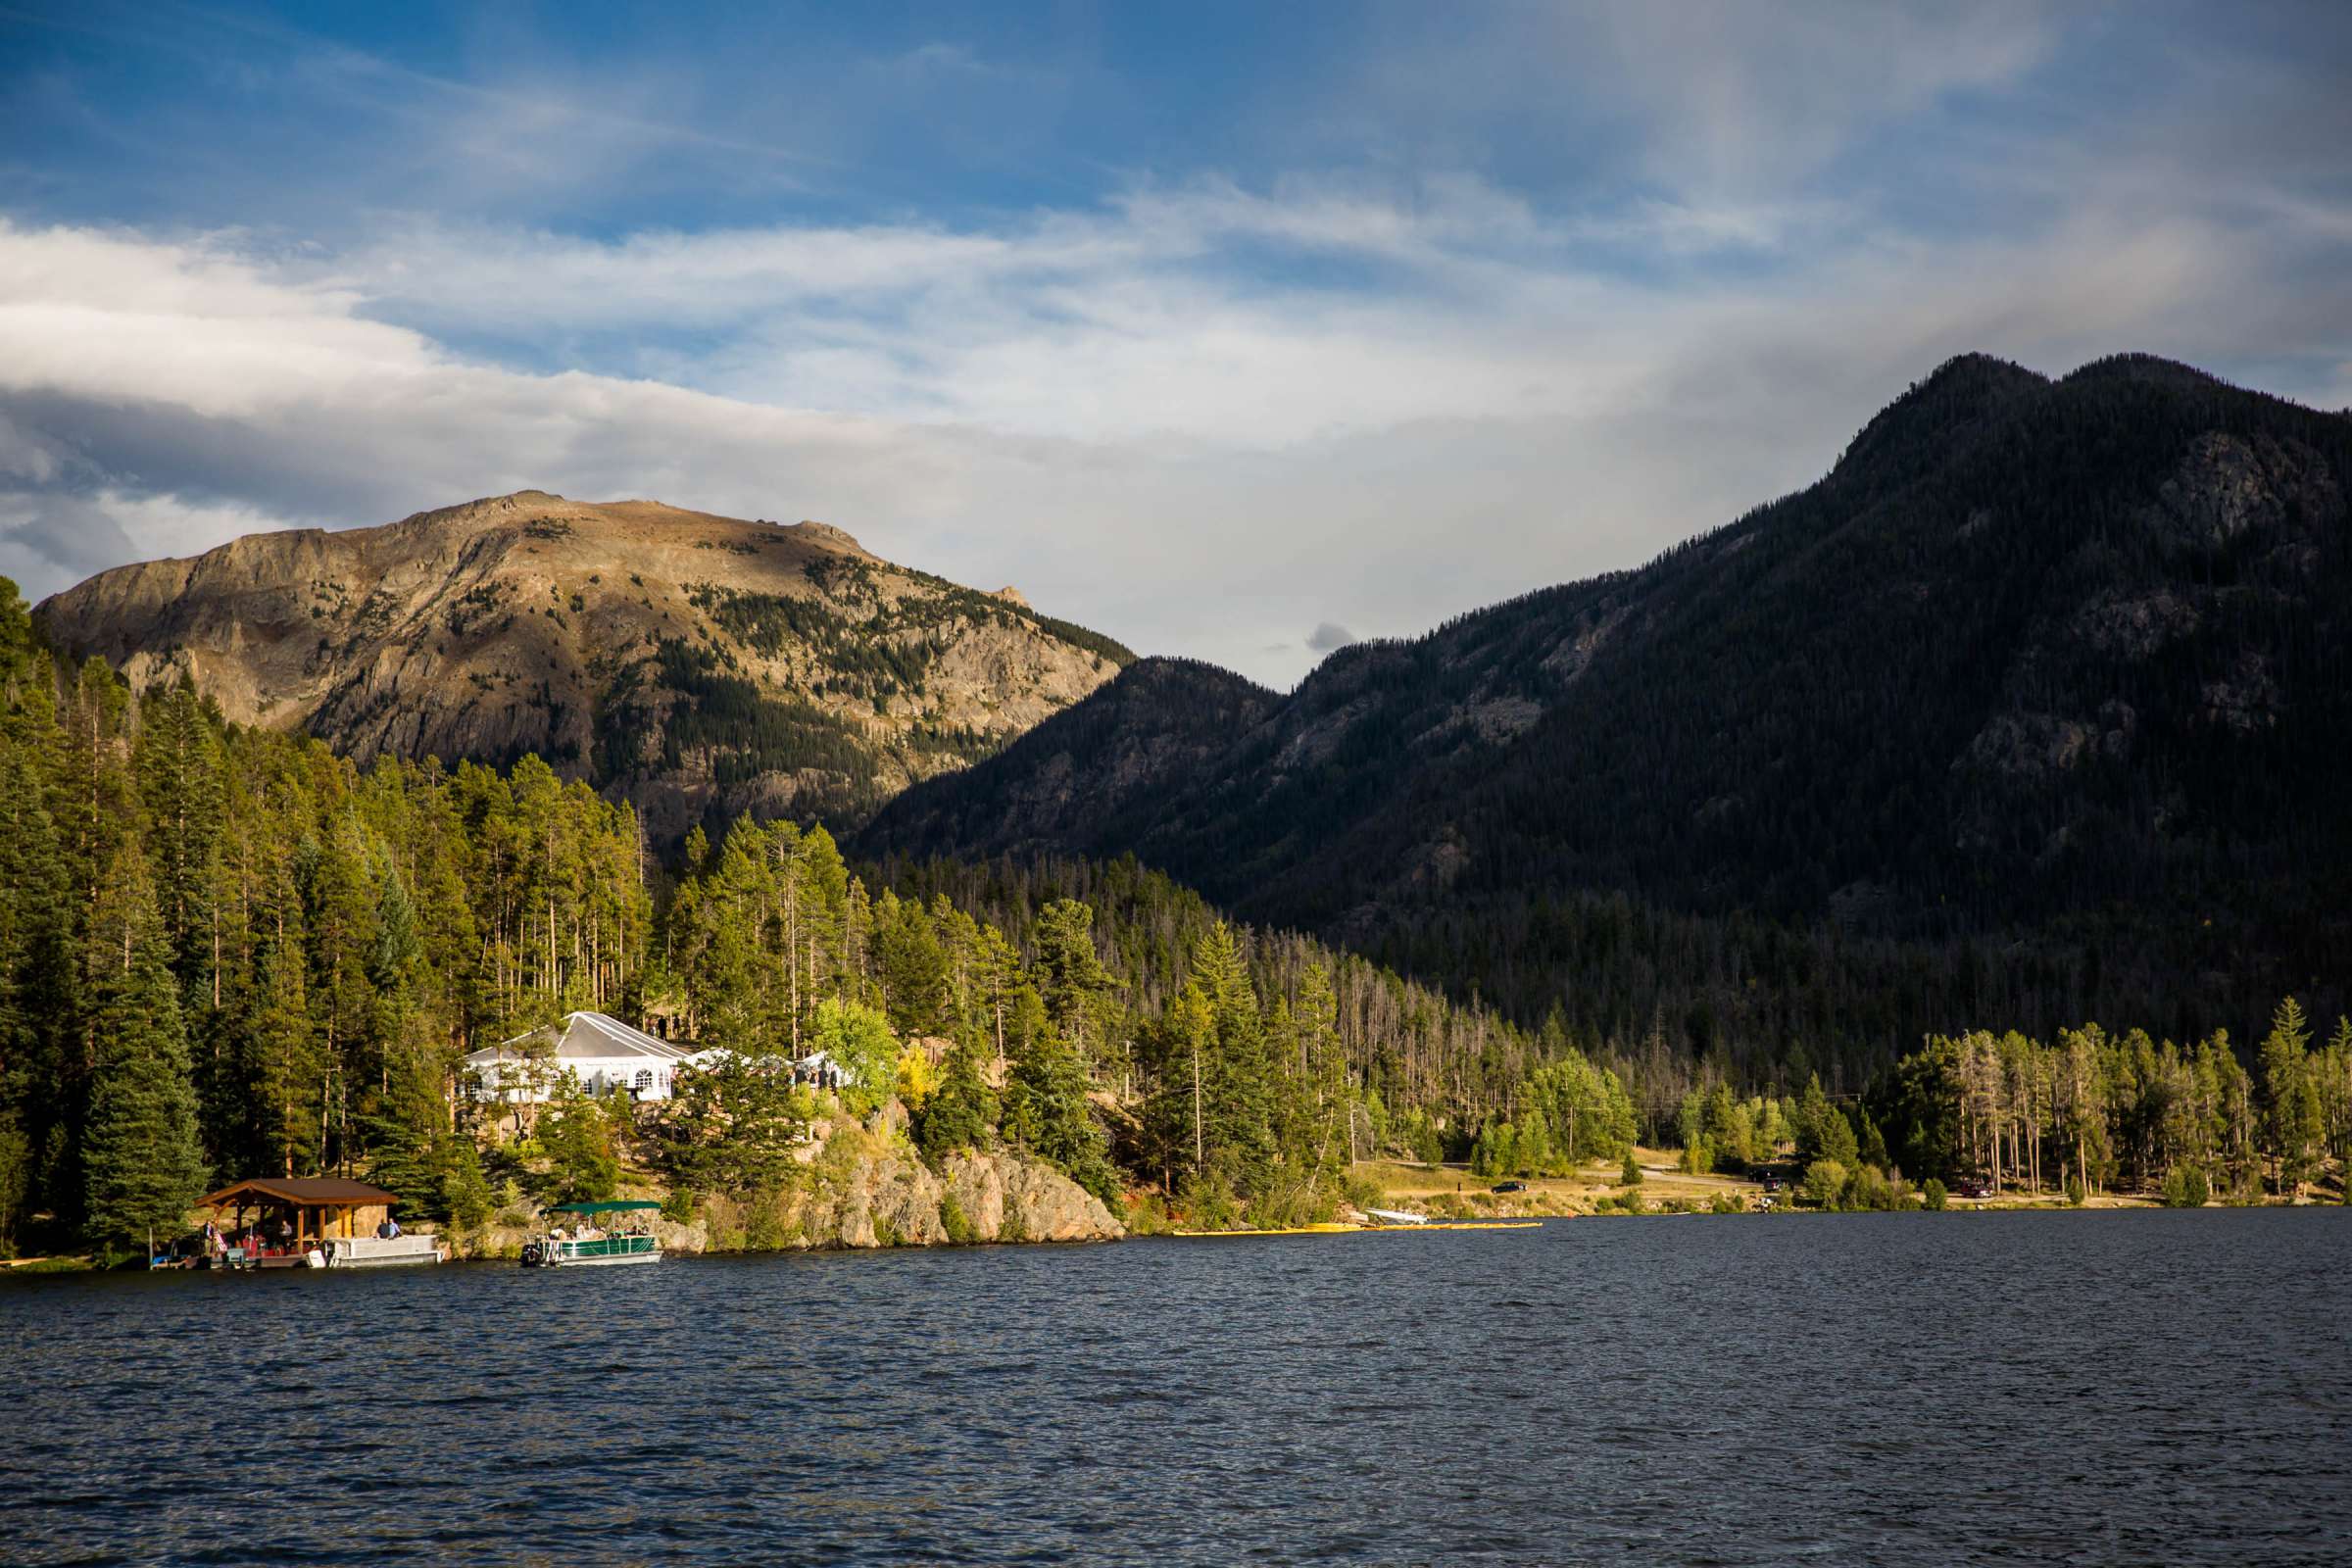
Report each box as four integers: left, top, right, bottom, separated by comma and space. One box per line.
5, 543, 2344, 1260
0, 580, 1632, 1256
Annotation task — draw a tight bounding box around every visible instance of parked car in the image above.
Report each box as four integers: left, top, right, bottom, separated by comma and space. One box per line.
1491, 1180, 1527, 1194
1953, 1178, 1993, 1200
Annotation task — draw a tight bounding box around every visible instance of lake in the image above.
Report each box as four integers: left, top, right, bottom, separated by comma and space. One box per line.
5, 1211, 2348, 1565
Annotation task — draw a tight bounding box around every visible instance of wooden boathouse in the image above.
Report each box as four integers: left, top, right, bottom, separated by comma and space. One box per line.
202, 1176, 402, 1265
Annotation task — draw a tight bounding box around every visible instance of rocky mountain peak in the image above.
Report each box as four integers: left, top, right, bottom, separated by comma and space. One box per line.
784, 519, 873, 559
35, 494, 1134, 842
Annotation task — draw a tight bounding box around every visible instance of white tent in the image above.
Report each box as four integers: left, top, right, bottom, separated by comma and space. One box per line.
683, 1047, 857, 1088
463, 1012, 718, 1103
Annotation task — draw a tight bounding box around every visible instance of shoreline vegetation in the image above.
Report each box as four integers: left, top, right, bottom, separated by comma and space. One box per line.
2, 579, 2345, 1276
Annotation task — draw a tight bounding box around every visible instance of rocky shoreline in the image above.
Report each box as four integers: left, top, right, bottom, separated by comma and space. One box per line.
462, 1146, 1123, 1260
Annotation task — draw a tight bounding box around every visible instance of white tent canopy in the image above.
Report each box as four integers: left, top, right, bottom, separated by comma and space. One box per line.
463, 1011, 718, 1103
682, 1047, 856, 1087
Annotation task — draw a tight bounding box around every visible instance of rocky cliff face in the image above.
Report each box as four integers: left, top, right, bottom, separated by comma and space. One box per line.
35, 491, 1131, 840
677, 1149, 1122, 1251
453, 1142, 1121, 1258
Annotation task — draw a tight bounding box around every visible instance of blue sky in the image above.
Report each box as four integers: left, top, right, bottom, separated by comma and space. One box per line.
3, 1, 2349, 684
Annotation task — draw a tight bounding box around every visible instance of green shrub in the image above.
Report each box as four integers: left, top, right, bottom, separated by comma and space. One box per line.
1844, 1164, 1912, 1211
1122, 1193, 1173, 1236
1620, 1151, 1644, 1187
742, 1190, 799, 1251
1802, 1158, 1848, 1208
2065, 1174, 2087, 1207
1921, 1178, 1948, 1211
1177, 1170, 1242, 1232
1246, 1180, 1329, 1231
2159, 1164, 2210, 1208
1709, 1192, 1745, 1214
938, 1193, 976, 1245
439, 1136, 495, 1230
1409, 1117, 1444, 1164
807, 998, 903, 1118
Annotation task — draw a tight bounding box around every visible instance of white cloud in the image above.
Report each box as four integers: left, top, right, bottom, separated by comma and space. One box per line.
1591, 1, 2057, 193
0, 157, 2345, 688
0, 488, 282, 580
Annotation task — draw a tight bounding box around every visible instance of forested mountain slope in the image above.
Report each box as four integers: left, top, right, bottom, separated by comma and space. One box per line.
859, 355, 2352, 1063
0, 583, 1592, 1252
35, 491, 1130, 842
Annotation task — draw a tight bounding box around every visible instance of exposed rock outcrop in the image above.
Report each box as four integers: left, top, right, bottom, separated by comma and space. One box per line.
704, 1147, 1120, 1251
455, 1145, 1121, 1259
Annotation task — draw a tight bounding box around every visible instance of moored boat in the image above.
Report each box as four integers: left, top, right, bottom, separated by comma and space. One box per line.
521, 1200, 664, 1267
319, 1234, 449, 1268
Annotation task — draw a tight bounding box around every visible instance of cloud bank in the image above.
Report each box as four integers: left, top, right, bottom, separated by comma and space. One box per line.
1, 4, 2347, 685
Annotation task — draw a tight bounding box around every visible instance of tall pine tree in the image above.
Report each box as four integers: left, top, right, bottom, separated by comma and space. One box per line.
82, 844, 208, 1254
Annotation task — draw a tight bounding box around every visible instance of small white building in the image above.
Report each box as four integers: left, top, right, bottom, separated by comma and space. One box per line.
463, 1011, 717, 1104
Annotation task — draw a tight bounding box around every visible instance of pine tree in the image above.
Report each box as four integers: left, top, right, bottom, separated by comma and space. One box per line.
244, 839, 325, 1178
2323, 1016, 2352, 1171
2261, 997, 2315, 1195
915, 1031, 1000, 1161
1004, 1021, 1117, 1205
1032, 899, 1117, 1065
875, 892, 951, 1038
133, 680, 224, 1009
81, 846, 208, 1253
0, 738, 74, 1247
1190, 922, 1275, 1193
1141, 980, 1215, 1193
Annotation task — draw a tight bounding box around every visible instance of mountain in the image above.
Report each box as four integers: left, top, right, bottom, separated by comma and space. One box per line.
34, 491, 1131, 842
859, 355, 2352, 1060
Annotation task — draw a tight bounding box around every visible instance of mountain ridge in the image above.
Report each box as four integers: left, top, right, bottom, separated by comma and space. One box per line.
858, 353, 2352, 1053
34, 490, 1133, 842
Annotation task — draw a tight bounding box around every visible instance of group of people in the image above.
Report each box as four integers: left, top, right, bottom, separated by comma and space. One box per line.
178, 1211, 401, 1261
195, 1217, 284, 1259
166, 1218, 284, 1267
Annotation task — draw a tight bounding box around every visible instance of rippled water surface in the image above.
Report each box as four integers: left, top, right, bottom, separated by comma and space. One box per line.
7, 1211, 2350, 1565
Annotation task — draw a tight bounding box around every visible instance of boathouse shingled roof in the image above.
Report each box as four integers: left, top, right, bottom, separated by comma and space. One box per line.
201, 1177, 401, 1207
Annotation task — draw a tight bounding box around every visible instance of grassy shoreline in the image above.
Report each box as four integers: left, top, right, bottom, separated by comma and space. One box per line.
1353, 1148, 2345, 1218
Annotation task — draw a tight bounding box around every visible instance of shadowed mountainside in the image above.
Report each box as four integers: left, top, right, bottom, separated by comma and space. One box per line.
859, 354, 2352, 1060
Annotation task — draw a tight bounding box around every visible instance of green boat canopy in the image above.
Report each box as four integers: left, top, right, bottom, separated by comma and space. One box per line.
549, 1200, 664, 1214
